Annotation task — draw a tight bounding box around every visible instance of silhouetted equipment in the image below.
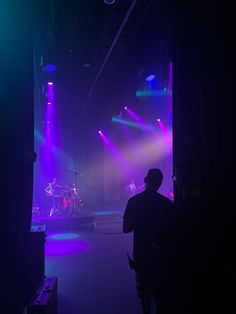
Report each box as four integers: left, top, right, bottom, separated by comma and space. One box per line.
26, 228, 46, 303
27, 277, 57, 314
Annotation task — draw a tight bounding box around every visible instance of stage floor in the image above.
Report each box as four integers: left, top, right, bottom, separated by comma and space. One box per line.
42, 209, 141, 314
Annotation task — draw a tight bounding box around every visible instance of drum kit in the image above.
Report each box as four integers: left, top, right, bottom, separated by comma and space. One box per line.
45, 170, 84, 217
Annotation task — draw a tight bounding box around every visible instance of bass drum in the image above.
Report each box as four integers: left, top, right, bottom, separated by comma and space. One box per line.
61, 190, 71, 213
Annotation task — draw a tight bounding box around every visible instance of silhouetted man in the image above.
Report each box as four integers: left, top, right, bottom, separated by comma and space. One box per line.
123, 168, 172, 314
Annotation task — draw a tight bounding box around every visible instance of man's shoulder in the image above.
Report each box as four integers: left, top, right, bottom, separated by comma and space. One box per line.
129, 191, 172, 201
124, 193, 144, 217
157, 192, 172, 204
127, 191, 172, 206
128, 191, 146, 202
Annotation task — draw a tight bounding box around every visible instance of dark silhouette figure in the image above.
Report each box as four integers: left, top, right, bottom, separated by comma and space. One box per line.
155, 158, 222, 314
123, 168, 172, 314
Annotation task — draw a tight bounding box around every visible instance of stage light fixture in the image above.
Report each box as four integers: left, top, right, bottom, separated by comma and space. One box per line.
104, 0, 115, 4
146, 74, 156, 82
43, 64, 57, 74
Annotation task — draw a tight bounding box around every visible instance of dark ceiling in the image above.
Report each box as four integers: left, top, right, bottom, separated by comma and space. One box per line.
38, 0, 172, 133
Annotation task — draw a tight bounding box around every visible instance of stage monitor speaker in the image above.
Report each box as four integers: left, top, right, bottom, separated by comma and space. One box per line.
26, 226, 46, 300
27, 277, 57, 314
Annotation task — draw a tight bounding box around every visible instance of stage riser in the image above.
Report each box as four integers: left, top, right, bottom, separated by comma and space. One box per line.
33, 216, 94, 231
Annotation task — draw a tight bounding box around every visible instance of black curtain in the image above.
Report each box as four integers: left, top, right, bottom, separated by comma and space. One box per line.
173, 3, 233, 188
172, 2, 234, 313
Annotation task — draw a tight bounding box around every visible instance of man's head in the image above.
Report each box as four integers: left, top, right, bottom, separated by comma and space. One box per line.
144, 168, 163, 191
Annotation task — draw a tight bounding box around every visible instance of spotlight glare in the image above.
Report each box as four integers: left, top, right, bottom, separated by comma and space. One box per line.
157, 118, 161, 122
98, 130, 102, 134
47, 102, 51, 105
124, 106, 127, 110
48, 82, 53, 85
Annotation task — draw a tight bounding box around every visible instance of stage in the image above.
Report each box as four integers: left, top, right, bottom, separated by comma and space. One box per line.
32, 207, 124, 232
